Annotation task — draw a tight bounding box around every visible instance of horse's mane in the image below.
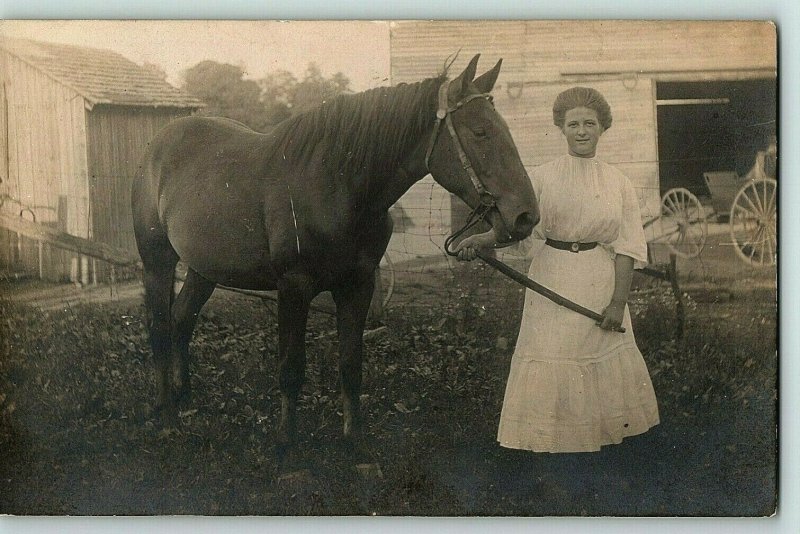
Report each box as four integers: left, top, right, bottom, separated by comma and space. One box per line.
271, 73, 448, 180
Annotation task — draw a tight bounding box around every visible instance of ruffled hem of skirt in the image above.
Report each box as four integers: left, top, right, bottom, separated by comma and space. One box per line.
496, 343, 660, 453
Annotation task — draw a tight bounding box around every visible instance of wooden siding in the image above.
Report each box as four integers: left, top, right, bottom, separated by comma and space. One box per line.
520, 21, 775, 81
0, 50, 89, 234
1, 78, 7, 183
391, 21, 776, 85
85, 106, 191, 257
390, 21, 528, 82
1, 50, 89, 280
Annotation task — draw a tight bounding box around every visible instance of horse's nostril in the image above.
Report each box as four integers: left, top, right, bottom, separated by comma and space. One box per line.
513, 212, 537, 238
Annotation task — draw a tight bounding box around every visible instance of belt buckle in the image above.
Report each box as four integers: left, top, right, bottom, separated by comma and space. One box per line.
570, 242, 580, 252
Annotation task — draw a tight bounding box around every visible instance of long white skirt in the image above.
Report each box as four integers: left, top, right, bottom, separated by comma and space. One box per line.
497, 241, 660, 453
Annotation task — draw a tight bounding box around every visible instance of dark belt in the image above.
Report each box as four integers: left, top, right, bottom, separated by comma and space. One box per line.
545, 239, 598, 253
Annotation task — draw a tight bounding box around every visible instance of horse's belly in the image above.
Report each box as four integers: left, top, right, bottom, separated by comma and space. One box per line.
166, 212, 275, 289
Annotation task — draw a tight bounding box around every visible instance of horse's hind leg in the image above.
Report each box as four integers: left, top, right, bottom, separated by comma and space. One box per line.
332, 273, 375, 442
141, 249, 179, 419
171, 268, 216, 404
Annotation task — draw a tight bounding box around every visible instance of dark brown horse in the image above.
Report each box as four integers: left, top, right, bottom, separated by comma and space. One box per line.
132, 54, 538, 452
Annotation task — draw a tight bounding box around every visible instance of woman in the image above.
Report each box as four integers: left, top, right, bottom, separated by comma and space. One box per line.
455, 87, 659, 453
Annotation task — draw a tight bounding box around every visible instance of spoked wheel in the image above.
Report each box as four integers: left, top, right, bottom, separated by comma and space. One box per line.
659, 188, 707, 258
730, 178, 777, 267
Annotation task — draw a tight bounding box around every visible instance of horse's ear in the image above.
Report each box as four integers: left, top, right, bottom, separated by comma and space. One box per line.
451, 54, 481, 96
473, 59, 502, 93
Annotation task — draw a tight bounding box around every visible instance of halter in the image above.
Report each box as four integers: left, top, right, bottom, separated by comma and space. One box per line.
425, 80, 496, 201
424, 79, 499, 255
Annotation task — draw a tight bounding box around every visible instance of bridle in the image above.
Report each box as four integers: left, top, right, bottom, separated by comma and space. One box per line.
422, 79, 500, 254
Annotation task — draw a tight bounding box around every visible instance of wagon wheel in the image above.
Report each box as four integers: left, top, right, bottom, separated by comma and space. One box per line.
730, 178, 777, 267
659, 188, 707, 258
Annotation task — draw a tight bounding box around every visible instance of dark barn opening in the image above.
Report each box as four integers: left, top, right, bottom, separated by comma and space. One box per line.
656, 79, 776, 199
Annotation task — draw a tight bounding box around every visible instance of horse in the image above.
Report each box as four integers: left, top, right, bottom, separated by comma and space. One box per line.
131, 54, 539, 454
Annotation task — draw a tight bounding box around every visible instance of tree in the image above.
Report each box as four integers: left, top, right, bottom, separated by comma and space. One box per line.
181, 61, 273, 131
180, 60, 353, 131
258, 62, 351, 117
289, 63, 351, 114
258, 69, 297, 125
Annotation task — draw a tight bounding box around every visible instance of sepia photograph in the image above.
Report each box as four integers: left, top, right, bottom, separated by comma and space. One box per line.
0, 19, 779, 518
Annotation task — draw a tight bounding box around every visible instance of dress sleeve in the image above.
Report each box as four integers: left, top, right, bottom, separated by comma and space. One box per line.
610, 174, 649, 269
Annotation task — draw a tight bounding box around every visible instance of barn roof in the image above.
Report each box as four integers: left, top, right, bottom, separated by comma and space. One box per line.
0, 37, 204, 109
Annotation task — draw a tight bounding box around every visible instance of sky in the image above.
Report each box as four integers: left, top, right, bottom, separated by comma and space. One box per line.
1, 20, 393, 91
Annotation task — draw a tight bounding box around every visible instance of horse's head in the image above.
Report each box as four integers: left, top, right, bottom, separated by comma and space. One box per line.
424, 54, 539, 244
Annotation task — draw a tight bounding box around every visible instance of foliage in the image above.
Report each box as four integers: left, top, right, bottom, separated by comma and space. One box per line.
181, 60, 351, 132
181, 61, 268, 130
0, 265, 777, 516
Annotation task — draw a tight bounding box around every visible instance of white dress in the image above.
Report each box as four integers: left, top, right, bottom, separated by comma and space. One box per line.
497, 154, 660, 453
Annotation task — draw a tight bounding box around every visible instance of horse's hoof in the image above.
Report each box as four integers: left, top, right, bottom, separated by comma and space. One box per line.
354, 463, 383, 479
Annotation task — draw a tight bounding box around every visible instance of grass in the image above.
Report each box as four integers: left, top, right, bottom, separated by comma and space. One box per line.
0, 261, 778, 516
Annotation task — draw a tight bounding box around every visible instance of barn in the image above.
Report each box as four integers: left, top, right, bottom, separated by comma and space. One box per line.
0, 37, 203, 283
387, 21, 777, 257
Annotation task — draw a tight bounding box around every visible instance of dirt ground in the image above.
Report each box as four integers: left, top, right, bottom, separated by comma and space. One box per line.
0, 230, 778, 516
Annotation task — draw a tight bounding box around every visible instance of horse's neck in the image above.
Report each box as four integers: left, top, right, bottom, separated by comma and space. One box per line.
370, 159, 429, 214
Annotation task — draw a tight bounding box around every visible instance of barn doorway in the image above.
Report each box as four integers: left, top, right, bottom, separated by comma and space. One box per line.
655, 79, 776, 199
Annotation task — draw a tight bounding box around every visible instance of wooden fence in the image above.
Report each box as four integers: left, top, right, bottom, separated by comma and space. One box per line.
0, 212, 140, 284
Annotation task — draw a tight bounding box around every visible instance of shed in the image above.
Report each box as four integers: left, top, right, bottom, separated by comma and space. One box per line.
0, 37, 203, 282
388, 21, 776, 250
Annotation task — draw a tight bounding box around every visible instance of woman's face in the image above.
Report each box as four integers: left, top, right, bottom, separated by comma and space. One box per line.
562, 107, 604, 158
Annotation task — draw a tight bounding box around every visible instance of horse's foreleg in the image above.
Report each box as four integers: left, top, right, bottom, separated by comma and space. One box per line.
170, 268, 216, 404
276, 274, 315, 449
332, 273, 375, 440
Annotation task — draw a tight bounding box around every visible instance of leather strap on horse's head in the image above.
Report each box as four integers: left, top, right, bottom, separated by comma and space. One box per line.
424, 80, 453, 170
424, 79, 496, 208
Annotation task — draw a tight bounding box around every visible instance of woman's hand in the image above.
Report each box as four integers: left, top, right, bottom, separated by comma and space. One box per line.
600, 299, 626, 332
453, 230, 496, 261
602, 254, 634, 332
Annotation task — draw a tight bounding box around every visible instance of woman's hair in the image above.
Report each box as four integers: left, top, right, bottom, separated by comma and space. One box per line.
552, 87, 613, 130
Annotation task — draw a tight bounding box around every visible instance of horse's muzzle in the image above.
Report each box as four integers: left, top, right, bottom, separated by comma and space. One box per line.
510, 211, 538, 241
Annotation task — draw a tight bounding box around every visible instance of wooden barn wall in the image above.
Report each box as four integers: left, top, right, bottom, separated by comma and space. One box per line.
0, 51, 90, 230
85, 106, 190, 263
390, 21, 528, 83
388, 20, 774, 252
1, 76, 7, 184
0, 50, 89, 280
518, 20, 775, 81
390, 21, 776, 84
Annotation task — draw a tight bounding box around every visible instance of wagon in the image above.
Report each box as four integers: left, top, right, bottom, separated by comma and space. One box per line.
703, 143, 777, 267
642, 143, 776, 268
